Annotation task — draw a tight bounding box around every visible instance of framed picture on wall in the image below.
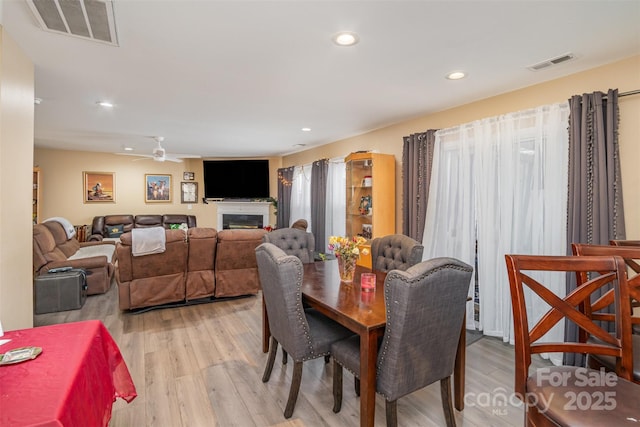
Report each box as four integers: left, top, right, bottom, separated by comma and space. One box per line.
183, 171, 195, 181
145, 174, 172, 203
83, 171, 115, 203
181, 182, 198, 203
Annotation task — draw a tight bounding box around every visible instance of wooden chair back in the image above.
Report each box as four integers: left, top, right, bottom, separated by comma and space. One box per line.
504, 254, 634, 397
572, 243, 640, 330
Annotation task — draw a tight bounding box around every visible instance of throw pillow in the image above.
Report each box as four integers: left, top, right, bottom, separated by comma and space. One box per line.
107, 224, 124, 238
169, 224, 181, 230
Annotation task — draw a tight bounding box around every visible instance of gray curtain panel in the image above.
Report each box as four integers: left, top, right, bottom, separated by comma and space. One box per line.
564, 89, 626, 366
402, 130, 437, 241
311, 159, 328, 253
276, 167, 294, 229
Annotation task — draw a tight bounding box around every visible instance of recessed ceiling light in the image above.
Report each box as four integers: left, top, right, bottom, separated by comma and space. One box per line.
301, 127, 311, 132
446, 71, 466, 80
333, 31, 359, 47
293, 143, 306, 148
124, 147, 133, 151
34, 98, 42, 105
96, 101, 114, 108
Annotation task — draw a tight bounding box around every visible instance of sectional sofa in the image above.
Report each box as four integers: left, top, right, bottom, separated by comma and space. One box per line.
88, 214, 197, 242
115, 227, 267, 310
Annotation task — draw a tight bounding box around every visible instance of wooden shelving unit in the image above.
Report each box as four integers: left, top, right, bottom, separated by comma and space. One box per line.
33, 167, 41, 224
345, 152, 395, 267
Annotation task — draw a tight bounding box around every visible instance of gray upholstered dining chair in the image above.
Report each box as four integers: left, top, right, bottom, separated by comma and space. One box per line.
331, 257, 473, 427
262, 226, 317, 364
262, 226, 315, 264
370, 234, 424, 273
255, 242, 353, 419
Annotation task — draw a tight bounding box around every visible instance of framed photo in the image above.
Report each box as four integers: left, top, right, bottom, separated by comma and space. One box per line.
183, 171, 195, 181
181, 181, 198, 203
83, 172, 115, 203
145, 174, 172, 203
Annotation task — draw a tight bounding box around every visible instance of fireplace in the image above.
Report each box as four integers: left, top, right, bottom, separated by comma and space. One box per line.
223, 214, 263, 229
216, 201, 270, 231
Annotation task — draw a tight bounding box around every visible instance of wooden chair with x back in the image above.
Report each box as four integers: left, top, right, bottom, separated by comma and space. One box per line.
505, 254, 639, 426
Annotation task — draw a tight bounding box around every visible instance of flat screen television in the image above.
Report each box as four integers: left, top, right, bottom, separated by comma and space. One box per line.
203, 159, 270, 199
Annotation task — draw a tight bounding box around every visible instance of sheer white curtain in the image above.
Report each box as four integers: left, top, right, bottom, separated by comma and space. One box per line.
289, 164, 312, 231
422, 103, 569, 363
325, 157, 346, 240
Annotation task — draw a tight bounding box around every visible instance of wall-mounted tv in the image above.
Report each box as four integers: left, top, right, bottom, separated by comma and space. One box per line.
203, 159, 270, 199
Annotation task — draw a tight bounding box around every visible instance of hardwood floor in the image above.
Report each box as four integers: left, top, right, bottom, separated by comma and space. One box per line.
34, 281, 550, 427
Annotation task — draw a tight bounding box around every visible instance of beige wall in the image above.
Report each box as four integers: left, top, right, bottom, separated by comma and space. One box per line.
0, 26, 35, 330
283, 55, 640, 239
33, 149, 282, 229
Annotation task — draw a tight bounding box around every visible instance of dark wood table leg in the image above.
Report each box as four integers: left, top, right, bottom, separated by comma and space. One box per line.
262, 295, 270, 353
360, 329, 379, 427
454, 312, 466, 410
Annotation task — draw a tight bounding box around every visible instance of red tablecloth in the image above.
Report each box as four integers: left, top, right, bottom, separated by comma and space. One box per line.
0, 320, 137, 426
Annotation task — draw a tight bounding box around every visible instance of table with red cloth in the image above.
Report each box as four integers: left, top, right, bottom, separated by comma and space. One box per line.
0, 320, 137, 426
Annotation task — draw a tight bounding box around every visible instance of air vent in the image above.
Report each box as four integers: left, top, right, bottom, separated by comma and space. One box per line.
27, 0, 118, 46
527, 53, 575, 71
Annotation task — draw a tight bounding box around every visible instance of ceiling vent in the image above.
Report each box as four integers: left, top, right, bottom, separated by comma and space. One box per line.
27, 0, 118, 46
527, 52, 575, 71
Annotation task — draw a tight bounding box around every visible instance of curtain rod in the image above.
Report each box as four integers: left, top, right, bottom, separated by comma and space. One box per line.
619, 89, 640, 97
602, 89, 640, 99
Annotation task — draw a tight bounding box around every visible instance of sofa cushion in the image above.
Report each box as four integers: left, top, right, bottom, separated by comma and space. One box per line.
107, 224, 125, 238
43, 221, 80, 258
105, 215, 134, 231
134, 215, 163, 228
69, 244, 116, 263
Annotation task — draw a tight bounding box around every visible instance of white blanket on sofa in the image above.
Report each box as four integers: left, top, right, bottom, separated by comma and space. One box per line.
132, 227, 166, 256
44, 217, 76, 239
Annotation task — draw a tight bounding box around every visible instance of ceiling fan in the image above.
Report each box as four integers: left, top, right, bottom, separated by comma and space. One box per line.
117, 136, 201, 163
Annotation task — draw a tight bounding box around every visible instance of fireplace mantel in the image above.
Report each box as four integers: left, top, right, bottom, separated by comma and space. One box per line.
215, 201, 270, 230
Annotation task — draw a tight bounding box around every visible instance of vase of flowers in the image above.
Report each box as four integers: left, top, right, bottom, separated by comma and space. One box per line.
328, 235, 368, 283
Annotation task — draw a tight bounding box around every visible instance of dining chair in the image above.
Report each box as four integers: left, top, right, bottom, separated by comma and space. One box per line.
262, 226, 317, 364
331, 257, 473, 427
571, 243, 640, 382
255, 242, 353, 419
370, 234, 424, 273
505, 254, 639, 426
262, 226, 315, 264
611, 239, 640, 247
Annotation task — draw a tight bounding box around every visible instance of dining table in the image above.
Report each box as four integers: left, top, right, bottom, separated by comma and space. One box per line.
261, 259, 467, 427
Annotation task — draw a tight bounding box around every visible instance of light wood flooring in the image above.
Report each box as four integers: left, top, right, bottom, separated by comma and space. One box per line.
34, 280, 550, 427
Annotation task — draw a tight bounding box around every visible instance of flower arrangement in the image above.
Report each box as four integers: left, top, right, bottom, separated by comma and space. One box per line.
328, 235, 368, 261
328, 235, 369, 283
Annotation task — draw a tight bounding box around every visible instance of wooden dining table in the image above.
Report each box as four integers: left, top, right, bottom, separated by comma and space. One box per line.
261, 259, 467, 427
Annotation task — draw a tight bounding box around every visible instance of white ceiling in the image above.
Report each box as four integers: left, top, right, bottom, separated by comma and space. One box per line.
3, 0, 640, 158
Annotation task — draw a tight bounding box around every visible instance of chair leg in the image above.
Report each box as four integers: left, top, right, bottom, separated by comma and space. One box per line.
262, 337, 278, 382
284, 361, 303, 418
385, 400, 397, 427
440, 376, 456, 427
332, 359, 343, 413
282, 348, 288, 365
355, 377, 360, 396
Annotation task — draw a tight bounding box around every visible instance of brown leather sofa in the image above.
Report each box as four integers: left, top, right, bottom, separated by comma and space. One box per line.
215, 229, 268, 297
115, 227, 266, 310
33, 221, 116, 295
88, 214, 197, 242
